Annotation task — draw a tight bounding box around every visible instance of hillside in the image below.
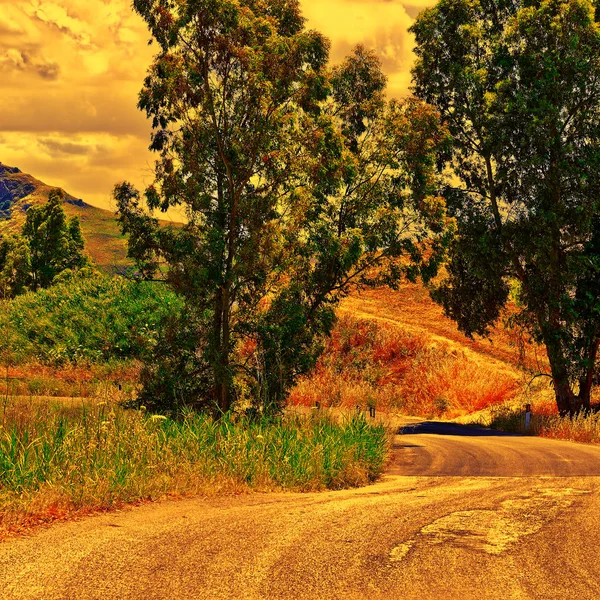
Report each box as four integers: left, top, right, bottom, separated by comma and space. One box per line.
0, 162, 131, 273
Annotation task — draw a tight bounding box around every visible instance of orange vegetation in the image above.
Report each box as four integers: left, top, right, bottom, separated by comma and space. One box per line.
340, 285, 546, 372
0, 362, 141, 399
289, 313, 521, 419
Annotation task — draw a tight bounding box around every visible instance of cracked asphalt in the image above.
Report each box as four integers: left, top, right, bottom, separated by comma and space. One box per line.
2, 422, 600, 600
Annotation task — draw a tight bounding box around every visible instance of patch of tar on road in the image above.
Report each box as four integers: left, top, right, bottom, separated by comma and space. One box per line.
390, 487, 590, 562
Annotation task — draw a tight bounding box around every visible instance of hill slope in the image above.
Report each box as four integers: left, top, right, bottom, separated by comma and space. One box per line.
0, 162, 131, 272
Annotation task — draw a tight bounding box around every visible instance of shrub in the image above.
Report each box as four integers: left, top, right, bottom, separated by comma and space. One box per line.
0, 268, 183, 366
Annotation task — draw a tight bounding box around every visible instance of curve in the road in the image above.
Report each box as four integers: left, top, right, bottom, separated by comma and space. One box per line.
392, 421, 600, 477
3, 422, 600, 599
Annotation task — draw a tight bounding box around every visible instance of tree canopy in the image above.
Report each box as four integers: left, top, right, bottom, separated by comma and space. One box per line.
116, 0, 453, 415
411, 0, 600, 415
0, 189, 87, 298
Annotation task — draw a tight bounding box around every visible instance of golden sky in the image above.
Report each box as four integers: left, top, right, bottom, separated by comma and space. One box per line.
0, 0, 432, 211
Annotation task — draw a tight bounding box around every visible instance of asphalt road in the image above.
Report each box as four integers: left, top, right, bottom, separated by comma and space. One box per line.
3, 422, 600, 600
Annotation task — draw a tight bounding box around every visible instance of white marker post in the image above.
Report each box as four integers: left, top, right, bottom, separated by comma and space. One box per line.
525, 404, 532, 431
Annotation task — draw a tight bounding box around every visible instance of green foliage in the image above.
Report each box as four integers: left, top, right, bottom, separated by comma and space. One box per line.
0, 268, 183, 366
22, 189, 87, 290
0, 189, 88, 298
0, 234, 30, 300
116, 1, 453, 415
412, 0, 600, 414
135, 309, 214, 412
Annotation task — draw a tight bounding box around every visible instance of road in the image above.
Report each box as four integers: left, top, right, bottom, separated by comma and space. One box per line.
3, 422, 600, 600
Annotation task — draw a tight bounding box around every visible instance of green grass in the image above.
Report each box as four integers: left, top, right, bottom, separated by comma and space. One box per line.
64, 203, 132, 273
0, 399, 389, 535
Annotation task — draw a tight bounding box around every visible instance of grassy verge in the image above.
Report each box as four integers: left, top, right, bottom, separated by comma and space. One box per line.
484, 404, 600, 444
0, 398, 389, 537
1, 362, 140, 400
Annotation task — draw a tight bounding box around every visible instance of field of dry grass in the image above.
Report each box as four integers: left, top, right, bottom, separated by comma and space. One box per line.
341, 285, 546, 372
289, 312, 522, 419
289, 284, 570, 422
0, 363, 141, 400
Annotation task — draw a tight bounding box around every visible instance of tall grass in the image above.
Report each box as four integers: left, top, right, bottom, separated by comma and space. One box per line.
0, 398, 389, 536
290, 315, 519, 418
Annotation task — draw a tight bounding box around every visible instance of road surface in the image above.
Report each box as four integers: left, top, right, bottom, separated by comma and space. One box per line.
2, 422, 600, 599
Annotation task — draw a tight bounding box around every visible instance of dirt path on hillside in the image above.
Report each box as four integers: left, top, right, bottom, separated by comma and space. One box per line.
339, 304, 521, 382
3, 422, 600, 600
341, 286, 546, 378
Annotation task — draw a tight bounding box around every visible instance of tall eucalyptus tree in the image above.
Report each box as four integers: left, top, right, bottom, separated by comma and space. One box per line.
412, 0, 600, 414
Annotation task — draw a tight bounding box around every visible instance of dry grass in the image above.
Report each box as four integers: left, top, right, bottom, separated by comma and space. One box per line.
341, 285, 545, 372
0, 362, 141, 399
458, 375, 600, 445
289, 314, 520, 419
480, 402, 600, 445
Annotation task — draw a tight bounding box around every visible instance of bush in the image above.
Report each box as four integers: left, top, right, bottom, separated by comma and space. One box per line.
0, 268, 183, 366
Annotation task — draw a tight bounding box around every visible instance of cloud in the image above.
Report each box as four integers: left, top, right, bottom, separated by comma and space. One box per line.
0, 133, 154, 209
24, 1, 93, 46
303, 0, 419, 97
0, 0, 432, 212
40, 138, 97, 156
0, 48, 60, 79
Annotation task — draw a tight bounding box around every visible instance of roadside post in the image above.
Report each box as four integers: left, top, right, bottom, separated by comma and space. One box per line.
369, 406, 376, 419
525, 404, 532, 431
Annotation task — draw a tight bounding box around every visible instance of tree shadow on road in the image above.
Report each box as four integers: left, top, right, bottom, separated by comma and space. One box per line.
399, 421, 521, 437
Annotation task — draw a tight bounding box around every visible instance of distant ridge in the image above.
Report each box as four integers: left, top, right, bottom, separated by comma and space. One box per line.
0, 162, 131, 272
0, 162, 88, 219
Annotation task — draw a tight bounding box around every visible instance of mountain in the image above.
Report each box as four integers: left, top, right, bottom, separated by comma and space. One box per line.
0, 162, 131, 273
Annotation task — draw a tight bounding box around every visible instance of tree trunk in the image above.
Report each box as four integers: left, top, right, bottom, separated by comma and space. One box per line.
552, 379, 581, 417
211, 173, 232, 416
212, 286, 232, 415
219, 285, 232, 414
577, 339, 599, 414
544, 332, 586, 416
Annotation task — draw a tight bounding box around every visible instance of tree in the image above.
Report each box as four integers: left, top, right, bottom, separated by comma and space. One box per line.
411, 0, 600, 415
22, 189, 87, 291
116, 0, 453, 415
0, 234, 30, 299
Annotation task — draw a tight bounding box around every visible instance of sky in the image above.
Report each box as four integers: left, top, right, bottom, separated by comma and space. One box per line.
0, 0, 433, 211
